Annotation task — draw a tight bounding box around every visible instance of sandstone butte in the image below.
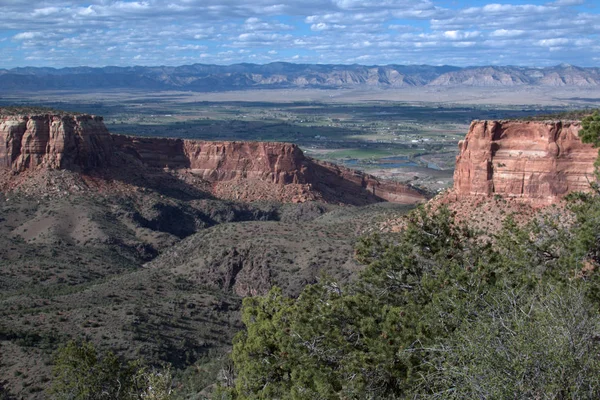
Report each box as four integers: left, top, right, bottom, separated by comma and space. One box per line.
0, 113, 426, 205
453, 120, 598, 205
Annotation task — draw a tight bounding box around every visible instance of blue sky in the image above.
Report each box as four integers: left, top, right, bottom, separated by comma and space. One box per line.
0, 0, 598, 68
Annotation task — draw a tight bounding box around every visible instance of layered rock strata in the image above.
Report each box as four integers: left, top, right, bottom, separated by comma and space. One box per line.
454, 120, 597, 204
0, 114, 112, 171
112, 135, 307, 185
0, 114, 426, 205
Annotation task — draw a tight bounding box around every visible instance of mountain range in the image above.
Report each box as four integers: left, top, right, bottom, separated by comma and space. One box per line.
0, 63, 598, 91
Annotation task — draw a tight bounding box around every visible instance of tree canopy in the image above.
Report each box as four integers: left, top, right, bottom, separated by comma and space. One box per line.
224, 197, 600, 399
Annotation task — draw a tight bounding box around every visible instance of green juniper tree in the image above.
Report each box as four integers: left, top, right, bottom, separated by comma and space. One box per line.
579, 111, 600, 147
50, 341, 172, 400
226, 197, 600, 399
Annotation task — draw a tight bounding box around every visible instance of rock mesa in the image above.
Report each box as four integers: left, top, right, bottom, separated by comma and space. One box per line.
0, 114, 426, 205
454, 120, 597, 204
0, 114, 112, 171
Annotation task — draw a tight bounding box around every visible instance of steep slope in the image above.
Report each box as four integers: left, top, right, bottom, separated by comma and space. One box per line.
0, 114, 112, 171
146, 204, 406, 298
0, 174, 417, 399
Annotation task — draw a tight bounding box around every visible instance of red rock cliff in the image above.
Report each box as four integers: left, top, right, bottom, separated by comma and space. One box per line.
0, 114, 112, 171
113, 136, 425, 204
112, 135, 307, 185
454, 120, 597, 203
0, 114, 426, 205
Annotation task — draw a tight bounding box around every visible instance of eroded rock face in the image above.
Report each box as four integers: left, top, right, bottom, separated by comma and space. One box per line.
307, 160, 427, 205
0, 114, 112, 171
454, 120, 597, 204
112, 135, 308, 185
0, 114, 426, 205
113, 136, 425, 204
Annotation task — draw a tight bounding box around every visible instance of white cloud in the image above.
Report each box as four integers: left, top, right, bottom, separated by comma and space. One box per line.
12, 32, 44, 40
166, 44, 207, 51
537, 38, 570, 46
32, 7, 61, 16
0, 0, 597, 67
490, 29, 525, 38
443, 30, 480, 40
311, 23, 329, 31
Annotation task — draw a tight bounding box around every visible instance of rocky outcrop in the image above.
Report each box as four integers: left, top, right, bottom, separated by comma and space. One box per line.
308, 160, 427, 205
113, 136, 307, 185
0, 114, 426, 205
0, 114, 112, 171
453, 120, 597, 204
112, 136, 425, 205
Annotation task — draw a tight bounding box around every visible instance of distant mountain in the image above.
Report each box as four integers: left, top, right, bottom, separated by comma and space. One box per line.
0, 63, 598, 91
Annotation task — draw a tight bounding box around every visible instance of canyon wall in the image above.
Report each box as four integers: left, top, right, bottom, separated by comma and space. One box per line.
308, 160, 426, 204
0, 114, 112, 171
0, 114, 426, 205
454, 120, 597, 204
112, 135, 307, 185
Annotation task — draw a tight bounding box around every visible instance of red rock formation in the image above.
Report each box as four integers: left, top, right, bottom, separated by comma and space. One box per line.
0, 113, 426, 205
454, 120, 597, 204
113, 136, 308, 185
308, 160, 427, 205
114, 136, 425, 205
0, 114, 112, 171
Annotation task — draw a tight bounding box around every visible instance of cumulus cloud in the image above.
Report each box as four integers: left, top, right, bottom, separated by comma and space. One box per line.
0, 0, 598, 67
12, 32, 44, 40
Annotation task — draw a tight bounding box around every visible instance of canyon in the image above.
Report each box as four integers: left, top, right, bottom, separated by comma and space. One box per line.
2, 114, 597, 207
2, 110, 600, 399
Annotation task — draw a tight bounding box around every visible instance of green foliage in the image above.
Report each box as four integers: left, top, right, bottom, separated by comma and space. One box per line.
580, 111, 600, 147
229, 283, 412, 399
131, 365, 173, 400
227, 198, 600, 399
227, 206, 488, 399
412, 284, 600, 399
229, 288, 296, 399
50, 341, 172, 400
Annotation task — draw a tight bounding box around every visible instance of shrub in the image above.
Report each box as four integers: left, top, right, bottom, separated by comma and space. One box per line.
49, 341, 172, 400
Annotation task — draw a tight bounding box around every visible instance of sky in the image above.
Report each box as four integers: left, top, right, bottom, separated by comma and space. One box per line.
0, 0, 598, 68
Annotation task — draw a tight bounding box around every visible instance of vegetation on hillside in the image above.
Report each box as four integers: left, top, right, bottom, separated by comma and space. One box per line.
42, 112, 600, 399
50, 341, 172, 400
223, 112, 600, 400
580, 111, 600, 147
223, 193, 600, 399
5, 106, 600, 398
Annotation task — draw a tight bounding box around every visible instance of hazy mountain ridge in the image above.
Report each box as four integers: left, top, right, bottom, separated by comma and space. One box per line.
0, 63, 598, 91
